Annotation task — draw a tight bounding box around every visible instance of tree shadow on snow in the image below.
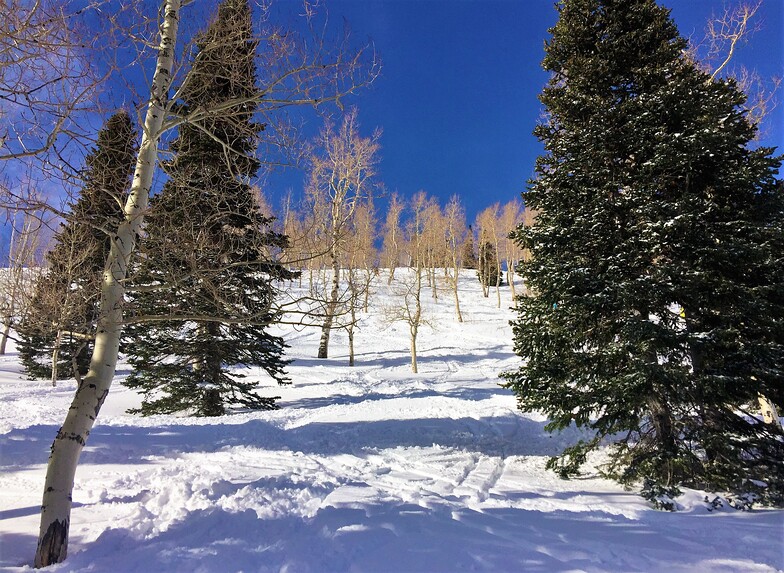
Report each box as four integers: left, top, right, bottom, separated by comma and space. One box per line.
0, 531, 41, 569
281, 385, 512, 410
288, 343, 516, 372
0, 413, 586, 472
52, 497, 782, 573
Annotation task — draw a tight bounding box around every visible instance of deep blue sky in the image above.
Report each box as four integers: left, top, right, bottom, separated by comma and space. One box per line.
269, 0, 784, 224
2, 0, 782, 261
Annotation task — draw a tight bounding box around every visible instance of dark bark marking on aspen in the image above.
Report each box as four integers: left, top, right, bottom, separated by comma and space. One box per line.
34, 518, 69, 568
95, 389, 109, 417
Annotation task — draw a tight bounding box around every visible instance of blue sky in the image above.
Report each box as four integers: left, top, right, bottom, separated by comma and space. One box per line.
286, 0, 783, 225
3, 0, 783, 261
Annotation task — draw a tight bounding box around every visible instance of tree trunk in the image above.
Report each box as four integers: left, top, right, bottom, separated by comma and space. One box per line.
430, 265, 438, 301
495, 276, 501, 307
646, 395, 677, 485
0, 318, 11, 354
479, 248, 489, 298
363, 266, 371, 312
452, 277, 463, 323
348, 324, 354, 366
50, 330, 62, 387
348, 273, 357, 366
507, 259, 516, 300
450, 254, 463, 323
34, 2, 180, 566
758, 394, 782, 428
317, 246, 340, 359
410, 264, 422, 373
410, 325, 418, 373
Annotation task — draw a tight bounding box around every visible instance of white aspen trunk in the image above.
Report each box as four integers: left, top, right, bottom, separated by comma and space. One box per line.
430, 264, 438, 301
363, 265, 371, 312
507, 258, 516, 300
33, 2, 180, 566
70, 342, 86, 388
479, 247, 489, 298
451, 269, 463, 323
0, 318, 11, 354
410, 325, 418, 373
50, 330, 62, 387
1, 221, 21, 356
347, 322, 355, 366
317, 231, 340, 359
410, 264, 422, 373
348, 271, 357, 366
495, 241, 502, 308
758, 394, 782, 428
387, 228, 398, 285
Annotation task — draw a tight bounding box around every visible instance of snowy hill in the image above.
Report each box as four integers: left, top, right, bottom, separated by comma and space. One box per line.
1, 272, 782, 572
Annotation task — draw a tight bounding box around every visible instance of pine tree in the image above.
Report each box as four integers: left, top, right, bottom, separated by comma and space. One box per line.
477, 240, 502, 293
18, 111, 136, 381
502, 0, 784, 505
461, 227, 478, 269
122, 0, 294, 416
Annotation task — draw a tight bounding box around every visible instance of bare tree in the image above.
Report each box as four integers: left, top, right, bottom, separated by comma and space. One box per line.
24, 230, 95, 386
499, 198, 523, 300
307, 109, 380, 359
443, 195, 466, 322
384, 192, 432, 373
704, 0, 762, 81
519, 206, 537, 296
0, 211, 45, 353
0, 0, 105, 163
421, 198, 444, 301
278, 190, 307, 287
381, 191, 404, 284
688, 0, 779, 131
352, 195, 378, 312
328, 195, 377, 367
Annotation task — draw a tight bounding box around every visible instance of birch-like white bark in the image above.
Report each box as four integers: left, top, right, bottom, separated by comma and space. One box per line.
33, 1, 181, 566
758, 394, 782, 429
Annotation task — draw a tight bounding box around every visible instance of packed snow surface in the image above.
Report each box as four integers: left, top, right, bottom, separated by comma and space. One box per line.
1, 273, 782, 572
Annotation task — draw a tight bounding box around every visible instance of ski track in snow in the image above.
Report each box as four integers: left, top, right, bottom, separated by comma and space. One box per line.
0, 274, 782, 572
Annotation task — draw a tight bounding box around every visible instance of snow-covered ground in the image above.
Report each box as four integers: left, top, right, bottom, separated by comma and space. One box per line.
1, 272, 782, 572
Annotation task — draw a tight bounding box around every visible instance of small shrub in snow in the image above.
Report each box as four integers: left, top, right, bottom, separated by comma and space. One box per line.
704, 495, 724, 511
641, 479, 681, 512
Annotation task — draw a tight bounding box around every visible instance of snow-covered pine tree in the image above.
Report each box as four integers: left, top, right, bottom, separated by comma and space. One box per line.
17, 111, 136, 381
502, 0, 783, 505
122, 0, 293, 416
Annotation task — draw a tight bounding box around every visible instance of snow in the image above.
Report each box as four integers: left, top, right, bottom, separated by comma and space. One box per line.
1, 272, 782, 572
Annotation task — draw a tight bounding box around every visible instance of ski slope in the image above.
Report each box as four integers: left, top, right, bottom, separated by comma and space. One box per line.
1, 273, 782, 572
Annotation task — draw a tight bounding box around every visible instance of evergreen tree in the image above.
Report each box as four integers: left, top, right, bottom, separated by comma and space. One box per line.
122, 0, 294, 416
461, 227, 478, 269
477, 240, 503, 293
502, 0, 784, 505
18, 111, 136, 380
